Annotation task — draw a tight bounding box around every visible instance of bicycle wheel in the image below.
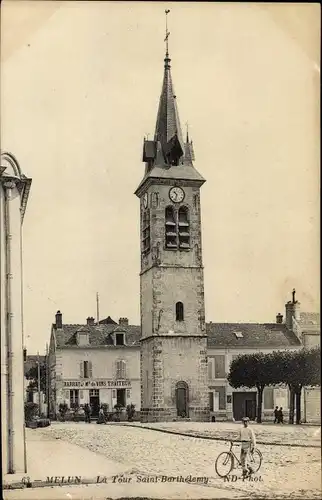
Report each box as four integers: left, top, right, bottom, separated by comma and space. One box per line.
215, 452, 234, 478
249, 449, 262, 473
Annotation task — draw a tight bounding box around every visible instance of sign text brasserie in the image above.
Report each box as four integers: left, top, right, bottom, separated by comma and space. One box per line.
63, 379, 131, 389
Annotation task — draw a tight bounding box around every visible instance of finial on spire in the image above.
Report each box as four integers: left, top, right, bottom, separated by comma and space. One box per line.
185, 122, 189, 142
164, 9, 170, 62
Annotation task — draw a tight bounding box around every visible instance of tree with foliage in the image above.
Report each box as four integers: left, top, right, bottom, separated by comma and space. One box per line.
275, 347, 321, 424
25, 361, 47, 394
227, 352, 277, 423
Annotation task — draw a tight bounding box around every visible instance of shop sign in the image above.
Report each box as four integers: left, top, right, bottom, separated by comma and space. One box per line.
63, 379, 131, 389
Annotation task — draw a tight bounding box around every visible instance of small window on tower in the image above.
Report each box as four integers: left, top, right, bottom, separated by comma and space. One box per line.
178, 206, 190, 249
176, 302, 184, 321
142, 209, 151, 254
165, 206, 177, 249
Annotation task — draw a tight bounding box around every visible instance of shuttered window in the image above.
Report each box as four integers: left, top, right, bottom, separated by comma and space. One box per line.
208, 358, 215, 380
214, 355, 226, 378
80, 361, 92, 379
216, 386, 226, 410
116, 360, 126, 379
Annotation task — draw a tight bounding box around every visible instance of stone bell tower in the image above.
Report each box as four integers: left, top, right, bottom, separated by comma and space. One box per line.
135, 14, 209, 422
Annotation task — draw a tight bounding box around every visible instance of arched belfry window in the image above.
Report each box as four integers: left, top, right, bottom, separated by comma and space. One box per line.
142, 209, 151, 254
165, 206, 177, 248
176, 302, 184, 321
178, 206, 190, 249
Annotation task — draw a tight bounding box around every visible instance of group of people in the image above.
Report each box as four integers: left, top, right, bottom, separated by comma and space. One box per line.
273, 406, 284, 424
83, 403, 110, 424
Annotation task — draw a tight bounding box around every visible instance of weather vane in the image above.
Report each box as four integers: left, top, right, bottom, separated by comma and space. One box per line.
165, 9, 170, 55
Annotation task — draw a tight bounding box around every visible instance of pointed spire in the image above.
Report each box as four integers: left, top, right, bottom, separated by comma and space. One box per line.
154, 10, 184, 166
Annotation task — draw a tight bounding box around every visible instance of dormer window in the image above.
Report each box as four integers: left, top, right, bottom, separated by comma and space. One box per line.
77, 332, 89, 346
233, 331, 243, 339
115, 333, 125, 346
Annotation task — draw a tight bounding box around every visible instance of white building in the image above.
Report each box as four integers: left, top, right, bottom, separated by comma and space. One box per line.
48, 313, 140, 418
1, 151, 32, 474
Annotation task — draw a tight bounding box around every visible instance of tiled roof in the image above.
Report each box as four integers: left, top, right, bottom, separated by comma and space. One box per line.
54, 324, 141, 349
54, 322, 300, 349
206, 323, 301, 348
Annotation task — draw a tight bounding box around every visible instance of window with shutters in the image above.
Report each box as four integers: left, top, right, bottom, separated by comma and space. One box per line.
178, 206, 190, 249
70, 390, 79, 407
80, 360, 92, 379
165, 206, 177, 248
214, 355, 226, 378
208, 357, 215, 380
116, 360, 126, 379
216, 386, 226, 410
175, 302, 184, 321
264, 387, 274, 409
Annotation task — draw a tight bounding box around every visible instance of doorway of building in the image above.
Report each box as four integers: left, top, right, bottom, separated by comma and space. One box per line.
89, 389, 100, 417
117, 388, 126, 407
176, 381, 189, 417
233, 392, 257, 421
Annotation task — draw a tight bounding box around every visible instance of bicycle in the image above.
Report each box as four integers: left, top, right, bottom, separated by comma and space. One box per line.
215, 441, 262, 478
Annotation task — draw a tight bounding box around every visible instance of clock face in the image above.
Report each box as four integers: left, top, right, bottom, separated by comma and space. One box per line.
169, 186, 185, 203
143, 193, 148, 209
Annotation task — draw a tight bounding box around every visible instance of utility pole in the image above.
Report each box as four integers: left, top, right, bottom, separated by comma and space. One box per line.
96, 292, 100, 325
45, 343, 49, 418
37, 352, 41, 417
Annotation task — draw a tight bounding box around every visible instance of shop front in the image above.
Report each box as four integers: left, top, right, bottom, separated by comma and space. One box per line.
61, 379, 134, 416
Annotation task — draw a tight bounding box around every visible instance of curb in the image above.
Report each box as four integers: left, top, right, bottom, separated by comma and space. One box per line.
117, 424, 321, 448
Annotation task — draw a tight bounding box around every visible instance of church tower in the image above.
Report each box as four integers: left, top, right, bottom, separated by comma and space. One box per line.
135, 13, 209, 422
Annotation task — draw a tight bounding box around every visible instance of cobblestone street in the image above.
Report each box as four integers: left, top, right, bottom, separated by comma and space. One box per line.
16, 421, 320, 499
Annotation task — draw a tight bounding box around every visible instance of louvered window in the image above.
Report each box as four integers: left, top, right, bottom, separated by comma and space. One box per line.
165, 206, 177, 248
178, 206, 190, 249
142, 209, 151, 254
165, 206, 190, 250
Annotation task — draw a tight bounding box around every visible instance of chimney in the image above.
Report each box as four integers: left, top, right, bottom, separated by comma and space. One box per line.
119, 317, 129, 326
23, 348, 27, 362
276, 313, 283, 324
55, 310, 62, 329
86, 317, 95, 326
285, 289, 301, 330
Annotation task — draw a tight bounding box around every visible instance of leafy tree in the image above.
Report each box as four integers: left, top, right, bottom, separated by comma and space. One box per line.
277, 347, 321, 424
227, 352, 277, 423
25, 361, 47, 394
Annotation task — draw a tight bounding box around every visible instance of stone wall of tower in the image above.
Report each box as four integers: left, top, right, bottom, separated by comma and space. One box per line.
140, 335, 209, 422
151, 266, 205, 336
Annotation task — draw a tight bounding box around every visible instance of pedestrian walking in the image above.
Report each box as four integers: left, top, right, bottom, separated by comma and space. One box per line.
277, 407, 284, 424
239, 417, 256, 477
84, 403, 91, 423
274, 406, 279, 423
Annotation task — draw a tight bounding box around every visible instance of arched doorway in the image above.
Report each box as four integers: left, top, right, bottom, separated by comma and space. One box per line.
176, 381, 189, 417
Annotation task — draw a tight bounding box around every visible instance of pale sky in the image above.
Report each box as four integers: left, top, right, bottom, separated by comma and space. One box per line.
1, 2, 320, 354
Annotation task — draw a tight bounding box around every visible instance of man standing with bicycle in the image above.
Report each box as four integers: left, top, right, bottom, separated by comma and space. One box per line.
240, 417, 256, 477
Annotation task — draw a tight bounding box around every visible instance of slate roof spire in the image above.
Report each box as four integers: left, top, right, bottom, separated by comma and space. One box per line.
154, 9, 184, 166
